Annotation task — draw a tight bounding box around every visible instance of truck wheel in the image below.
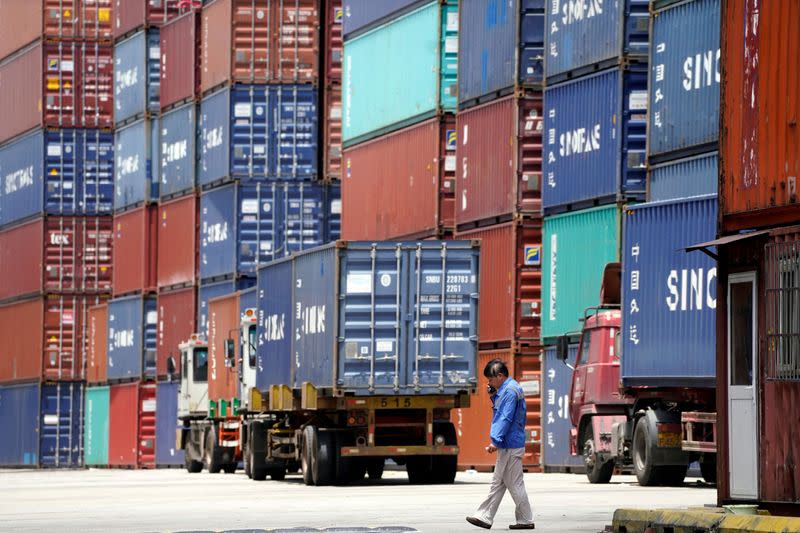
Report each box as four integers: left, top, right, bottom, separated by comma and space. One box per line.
222, 463, 237, 474
367, 458, 385, 480
205, 427, 223, 474
243, 437, 252, 479
633, 418, 661, 486
700, 456, 717, 484
313, 429, 336, 486
249, 421, 268, 481
406, 456, 434, 484
582, 424, 613, 484
301, 426, 316, 486
185, 453, 203, 474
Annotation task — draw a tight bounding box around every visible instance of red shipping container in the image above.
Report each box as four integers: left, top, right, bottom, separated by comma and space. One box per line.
86, 303, 108, 384
0, 1, 113, 60
113, 0, 185, 39
0, 217, 113, 302
720, 0, 800, 232
455, 92, 542, 229
0, 294, 106, 383
456, 349, 542, 472
323, 84, 342, 181
109, 381, 157, 467
157, 194, 197, 289
112, 205, 158, 296
0, 42, 114, 144
199, 0, 319, 93
342, 116, 455, 240
208, 291, 241, 402
156, 287, 196, 376
323, 0, 342, 85
160, 11, 200, 110
456, 218, 542, 348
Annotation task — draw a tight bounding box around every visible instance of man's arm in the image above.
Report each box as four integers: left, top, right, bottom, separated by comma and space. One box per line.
489, 390, 515, 447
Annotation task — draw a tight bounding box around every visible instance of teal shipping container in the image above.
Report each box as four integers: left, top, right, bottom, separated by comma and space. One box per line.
342, 0, 457, 147
84, 385, 110, 466
542, 205, 622, 340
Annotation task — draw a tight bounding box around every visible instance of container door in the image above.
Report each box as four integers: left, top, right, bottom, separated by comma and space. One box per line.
39, 383, 83, 468
139, 383, 157, 467
727, 272, 758, 499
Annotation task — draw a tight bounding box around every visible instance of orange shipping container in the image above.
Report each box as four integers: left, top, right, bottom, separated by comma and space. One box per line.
157, 194, 198, 290
720, 0, 800, 231
207, 291, 240, 403
86, 303, 108, 384
156, 287, 196, 377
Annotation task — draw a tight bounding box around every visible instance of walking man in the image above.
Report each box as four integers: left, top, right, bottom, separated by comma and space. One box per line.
467, 359, 535, 530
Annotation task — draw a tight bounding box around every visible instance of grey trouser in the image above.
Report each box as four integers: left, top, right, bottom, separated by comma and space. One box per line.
474, 447, 534, 525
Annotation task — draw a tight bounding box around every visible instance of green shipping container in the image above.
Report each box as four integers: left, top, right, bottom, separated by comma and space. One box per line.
84, 386, 110, 466
542, 205, 622, 340
342, 0, 458, 146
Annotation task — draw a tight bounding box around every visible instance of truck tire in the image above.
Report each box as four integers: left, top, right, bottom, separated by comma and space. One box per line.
301, 426, 316, 486
633, 418, 661, 486
205, 427, 223, 474
582, 424, 613, 484
313, 429, 336, 486
405, 456, 432, 484
222, 463, 237, 474
244, 437, 252, 479
185, 453, 203, 474
700, 456, 717, 484
367, 458, 385, 480
249, 421, 269, 481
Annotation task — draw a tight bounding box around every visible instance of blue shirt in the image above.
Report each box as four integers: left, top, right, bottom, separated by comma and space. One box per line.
489, 378, 527, 449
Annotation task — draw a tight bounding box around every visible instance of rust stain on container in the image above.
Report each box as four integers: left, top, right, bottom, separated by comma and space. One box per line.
160, 11, 200, 110
86, 303, 108, 384
455, 92, 543, 229
112, 205, 158, 296
721, 0, 800, 231
156, 287, 196, 377
208, 291, 240, 403
342, 116, 455, 240
157, 194, 197, 290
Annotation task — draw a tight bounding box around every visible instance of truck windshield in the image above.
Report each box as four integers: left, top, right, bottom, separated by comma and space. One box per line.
577, 332, 591, 366
248, 325, 257, 368
194, 347, 208, 382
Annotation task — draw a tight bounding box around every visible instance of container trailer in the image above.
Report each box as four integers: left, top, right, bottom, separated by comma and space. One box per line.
175, 240, 480, 484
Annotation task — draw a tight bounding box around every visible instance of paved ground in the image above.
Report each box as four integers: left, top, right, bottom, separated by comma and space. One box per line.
0, 468, 715, 533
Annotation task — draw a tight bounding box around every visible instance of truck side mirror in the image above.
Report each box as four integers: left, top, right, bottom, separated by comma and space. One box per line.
556, 335, 570, 362
224, 339, 236, 367
166, 355, 177, 379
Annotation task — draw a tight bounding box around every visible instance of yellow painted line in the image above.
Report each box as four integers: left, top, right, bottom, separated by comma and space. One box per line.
613, 508, 800, 533
719, 515, 800, 533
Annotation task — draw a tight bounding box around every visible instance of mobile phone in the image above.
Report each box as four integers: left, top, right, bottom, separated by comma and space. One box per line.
487, 384, 496, 394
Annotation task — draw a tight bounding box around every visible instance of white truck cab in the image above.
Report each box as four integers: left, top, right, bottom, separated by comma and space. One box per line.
177, 334, 209, 418
239, 308, 258, 410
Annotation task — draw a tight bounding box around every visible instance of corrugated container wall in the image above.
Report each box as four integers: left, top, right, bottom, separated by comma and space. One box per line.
455, 93, 542, 228
156, 381, 184, 465
720, 0, 800, 231
86, 304, 109, 384
198, 85, 318, 186
648, 0, 720, 161
457, 0, 545, 108
544, 0, 649, 82
84, 385, 109, 466
207, 292, 241, 402
342, 0, 422, 38
157, 195, 197, 289
649, 152, 717, 203
107, 295, 157, 381
323, 84, 342, 181
0, 42, 114, 145
114, 118, 160, 210
159, 11, 200, 110
157, 287, 196, 377
542, 344, 583, 471
622, 196, 717, 387
0, 217, 113, 302
0, 1, 113, 60
200, 0, 320, 92
197, 278, 254, 335
341, 116, 455, 240
325, 0, 343, 84
541, 205, 622, 340
109, 381, 156, 467
342, 0, 457, 146
112, 205, 158, 295
114, 29, 161, 126
0, 382, 84, 467
0, 129, 114, 227
113, 0, 184, 39
159, 103, 196, 199
542, 66, 647, 214
0, 295, 104, 383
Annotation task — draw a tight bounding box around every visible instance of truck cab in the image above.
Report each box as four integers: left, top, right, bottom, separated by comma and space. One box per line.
177, 334, 209, 418
237, 307, 258, 410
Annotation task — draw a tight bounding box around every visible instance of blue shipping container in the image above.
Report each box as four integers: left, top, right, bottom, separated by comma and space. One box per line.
343, 1, 457, 146
160, 103, 196, 199
0, 382, 83, 467
108, 295, 158, 381
545, 0, 649, 81
648, 0, 720, 159
155, 381, 184, 466
199, 181, 330, 281
648, 152, 717, 203
621, 195, 717, 387
327, 181, 341, 242
542, 345, 583, 470
114, 29, 161, 126
542, 66, 647, 213
115, 118, 159, 210
198, 85, 318, 186
256, 241, 479, 395
342, 0, 423, 38
0, 129, 114, 227
458, 0, 545, 107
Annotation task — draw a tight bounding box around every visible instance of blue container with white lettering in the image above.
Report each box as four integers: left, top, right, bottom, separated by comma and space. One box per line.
0, 129, 114, 227
256, 240, 480, 395
542, 344, 584, 471
196, 278, 255, 336
542, 65, 647, 214
114, 118, 159, 211
544, 0, 649, 83
458, 0, 545, 108
621, 195, 717, 387
198, 85, 318, 187
107, 295, 158, 382
326, 181, 341, 241
648, 0, 719, 161
648, 151, 717, 203
114, 29, 161, 126
155, 381, 184, 466
160, 102, 196, 199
